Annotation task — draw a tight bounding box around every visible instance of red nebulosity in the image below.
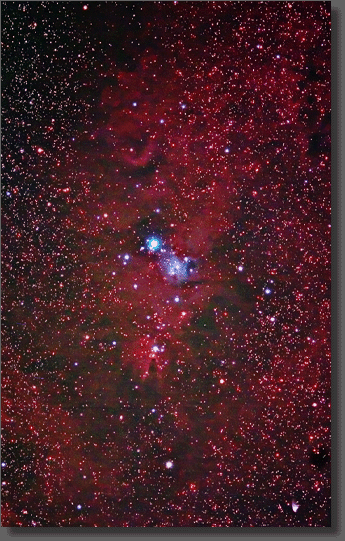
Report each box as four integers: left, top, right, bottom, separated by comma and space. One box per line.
1, 1, 330, 527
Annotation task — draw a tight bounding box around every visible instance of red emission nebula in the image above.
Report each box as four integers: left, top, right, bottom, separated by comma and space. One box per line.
1, 0, 331, 528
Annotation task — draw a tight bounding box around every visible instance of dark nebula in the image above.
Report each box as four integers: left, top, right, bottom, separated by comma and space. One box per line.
1, 1, 331, 528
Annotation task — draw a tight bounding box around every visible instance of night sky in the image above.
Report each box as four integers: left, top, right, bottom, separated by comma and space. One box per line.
1, 0, 331, 528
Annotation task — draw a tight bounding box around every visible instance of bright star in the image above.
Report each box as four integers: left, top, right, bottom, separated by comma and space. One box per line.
146, 237, 161, 252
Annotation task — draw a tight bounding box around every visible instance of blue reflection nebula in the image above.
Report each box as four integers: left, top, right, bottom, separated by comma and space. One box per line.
159, 252, 197, 284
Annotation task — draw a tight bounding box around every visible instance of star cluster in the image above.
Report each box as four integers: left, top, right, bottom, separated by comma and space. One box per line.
1, 1, 331, 528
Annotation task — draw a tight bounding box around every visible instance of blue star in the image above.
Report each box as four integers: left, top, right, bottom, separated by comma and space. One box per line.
146, 237, 162, 252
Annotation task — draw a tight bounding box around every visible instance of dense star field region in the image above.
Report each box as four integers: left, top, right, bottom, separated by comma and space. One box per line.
1, 0, 331, 528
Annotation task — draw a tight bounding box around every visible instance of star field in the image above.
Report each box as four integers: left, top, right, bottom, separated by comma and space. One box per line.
1, 1, 331, 528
